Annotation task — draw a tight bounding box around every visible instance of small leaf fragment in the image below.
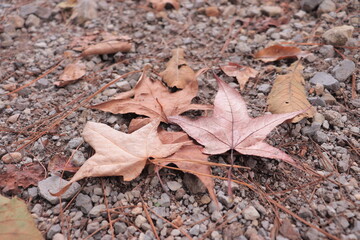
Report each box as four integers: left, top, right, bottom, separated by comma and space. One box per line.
254, 45, 310, 62
205, 6, 220, 17
267, 61, 315, 123
55, 61, 86, 86
160, 48, 196, 89
81, 40, 132, 56
0, 195, 43, 240
221, 63, 258, 90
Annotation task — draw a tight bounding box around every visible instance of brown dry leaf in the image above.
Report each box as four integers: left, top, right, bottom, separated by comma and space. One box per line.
221, 63, 259, 90
91, 68, 211, 123
81, 40, 132, 57
0, 163, 45, 194
159, 48, 196, 89
52, 120, 185, 196
267, 61, 315, 123
156, 130, 217, 204
57, 0, 77, 8
205, 6, 220, 17
55, 61, 86, 86
148, 0, 180, 11
254, 45, 310, 62
48, 154, 79, 173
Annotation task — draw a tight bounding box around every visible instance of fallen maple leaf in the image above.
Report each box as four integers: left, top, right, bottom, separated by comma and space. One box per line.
0, 163, 45, 194
0, 196, 43, 240
148, 0, 180, 11
160, 48, 196, 89
81, 40, 132, 57
254, 45, 309, 63
155, 130, 217, 203
91, 68, 212, 123
169, 74, 303, 168
221, 63, 259, 90
52, 120, 185, 196
55, 61, 86, 86
267, 61, 315, 123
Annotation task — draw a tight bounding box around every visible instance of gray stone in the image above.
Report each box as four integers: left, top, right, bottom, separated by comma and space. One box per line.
67, 137, 83, 149
301, 0, 323, 12
308, 96, 326, 107
183, 173, 206, 194
31, 203, 43, 216
38, 176, 81, 204
332, 59, 356, 81
171, 229, 181, 236
159, 193, 170, 207
322, 25, 354, 46
47, 224, 61, 239
258, 84, 271, 93
71, 150, 86, 166
53, 233, 66, 240
76, 193, 93, 214
25, 14, 41, 27
28, 186, 38, 198
242, 206, 260, 220
305, 228, 325, 240
135, 215, 147, 227
324, 110, 344, 127
116, 81, 131, 91
114, 222, 127, 234
309, 72, 339, 91
1, 152, 22, 163
317, 0, 336, 14
294, 10, 307, 19
298, 206, 313, 218
319, 45, 334, 58
167, 181, 182, 191
236, 42, 252, 53
314, 131, 328, 143
261, 6, 283, 16
152, 207, 168, 217
211, 210, 222, 221
34, 42, 47, 48
36, 78, 49, 88
89, 204, 106, 217
35, 7, 52, 19
19, 3, 38, 17
87, 221, 99, 234
301, 123, 321, 136
0, 33, 13, 47
189, 224, 200, 236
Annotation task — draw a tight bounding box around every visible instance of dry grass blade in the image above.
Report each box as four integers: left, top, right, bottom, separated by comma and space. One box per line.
267, 61, 315, 123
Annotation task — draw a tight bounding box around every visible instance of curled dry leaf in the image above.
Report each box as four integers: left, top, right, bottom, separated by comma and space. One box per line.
55, 61, 86, 87
52, 120, 185, 196
0, 162, 45, 194
160, 48, 196, 89
156, 130, 217, 204
205, 6, 220, 17
221, 63, 259, 90
254, 44, 310, 62
91, 68, 212, 123
169, 74, 303, 169
148, 0, 180, 11
0, 196, 43, 240
267, 61, 315, 123
81, 40, 132, 56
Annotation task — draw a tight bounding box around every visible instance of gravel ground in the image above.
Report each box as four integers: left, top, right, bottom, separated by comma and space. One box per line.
1, 0, 359, 240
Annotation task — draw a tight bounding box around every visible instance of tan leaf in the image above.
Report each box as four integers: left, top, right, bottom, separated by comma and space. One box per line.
254, 45, 310, 63
81, 40, 132, 56
148, 0, 180, 11
52, 120, 185, 196
160, 48, 196, 89
91, 68, 211, 123
57, 0, 77, 8
156, 130, 217, 204
205, 6, 220, 17
267, 61, 315, 123
55, 62, 86, 86
221, 63, 258, 90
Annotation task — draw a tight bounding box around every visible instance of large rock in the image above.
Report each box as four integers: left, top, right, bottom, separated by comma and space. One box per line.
317, 0, 336, 14
322, 25, 354, 46
332, 59, 356, 81
309, 72, 339, 91
38, 176, 81, 204
301, 0, 323, 12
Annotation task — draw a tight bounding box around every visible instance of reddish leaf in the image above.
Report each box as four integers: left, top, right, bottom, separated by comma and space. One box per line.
254, 45, 310, 63
169, 75, 303, 168
156, 130, 217, 204
221, 63, 258, 90
48, 154, 79, 173
0, 163, 45, 194
91, 68, 212, 123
